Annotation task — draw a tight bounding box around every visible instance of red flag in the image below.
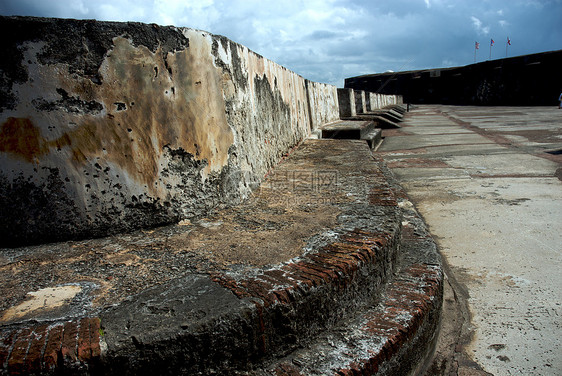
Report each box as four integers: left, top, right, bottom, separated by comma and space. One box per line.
507, 37, 511, 45
475, 41, 480, 49
491, 38, 495, 46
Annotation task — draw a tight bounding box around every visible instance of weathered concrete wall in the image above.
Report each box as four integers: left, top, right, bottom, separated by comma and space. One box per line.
305, 79, 339, 130
337, 88, 356, 118
0, 17, 340, 247
368, 92, 402, 110
354, 90, 367, 114
345, 50, 562, 105
367, 92, 378, 111
337, 88, 401, 118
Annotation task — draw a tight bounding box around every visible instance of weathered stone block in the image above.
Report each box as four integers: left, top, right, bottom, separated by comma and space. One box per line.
354, 90, 367, 114
337, 88, 356, 118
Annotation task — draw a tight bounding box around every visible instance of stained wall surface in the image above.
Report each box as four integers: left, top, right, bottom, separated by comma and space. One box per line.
367, 92, 402, 110
305, 80, 339, 129
0, 17, 340, 246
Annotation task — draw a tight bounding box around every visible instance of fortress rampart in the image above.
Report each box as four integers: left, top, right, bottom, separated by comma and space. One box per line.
0, 16, 400, 246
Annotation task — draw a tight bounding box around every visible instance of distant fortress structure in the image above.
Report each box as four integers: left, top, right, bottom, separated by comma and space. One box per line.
345, 50, 562, 106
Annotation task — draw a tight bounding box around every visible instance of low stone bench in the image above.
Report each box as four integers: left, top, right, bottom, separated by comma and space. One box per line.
320, 120, 382, 149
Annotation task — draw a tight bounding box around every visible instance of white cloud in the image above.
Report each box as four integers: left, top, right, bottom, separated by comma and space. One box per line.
471, 15, 490, 35
425, 0, 431, 8
471, 16, 482, 29
70, 1, 89, 15
152, 0, 219, 29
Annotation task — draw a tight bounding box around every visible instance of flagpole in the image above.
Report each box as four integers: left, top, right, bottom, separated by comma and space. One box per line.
489, 42, 492, 60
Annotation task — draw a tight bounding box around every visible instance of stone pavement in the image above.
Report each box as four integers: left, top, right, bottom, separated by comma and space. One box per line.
378, 105, 562, 375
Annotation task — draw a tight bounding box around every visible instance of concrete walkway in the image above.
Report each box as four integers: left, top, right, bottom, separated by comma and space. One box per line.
378, 105, 562, 375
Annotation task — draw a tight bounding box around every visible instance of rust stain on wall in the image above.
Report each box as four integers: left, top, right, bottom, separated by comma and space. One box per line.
1, 37, 234, 189
54, 36, 233, 187
0, 118, 47, 163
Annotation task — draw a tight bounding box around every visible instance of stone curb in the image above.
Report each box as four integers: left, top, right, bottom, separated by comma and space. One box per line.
270, 264, 442, 376
0, 318, 101, 375
267, 203, 443, 376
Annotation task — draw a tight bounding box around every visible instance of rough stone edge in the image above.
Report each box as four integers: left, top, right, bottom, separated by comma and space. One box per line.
0, 317, 102, 375
265, 158, 443, 376
91, 158, 404, 374
268, 262, 442, 376
209, 224, 401, 365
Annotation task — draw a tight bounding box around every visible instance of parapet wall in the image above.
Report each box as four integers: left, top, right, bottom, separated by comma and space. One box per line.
0, 16, 340, 246
337, 88, 403, 118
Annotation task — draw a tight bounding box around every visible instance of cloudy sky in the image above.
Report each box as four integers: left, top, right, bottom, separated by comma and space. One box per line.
1, 0, 561, 86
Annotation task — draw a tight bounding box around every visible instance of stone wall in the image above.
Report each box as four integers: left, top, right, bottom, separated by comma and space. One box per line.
367, 92, 402, 110
337, 88, 402, 118
305, 79, 339, 129
337, 88, 356, 117
0, 17, 340, 247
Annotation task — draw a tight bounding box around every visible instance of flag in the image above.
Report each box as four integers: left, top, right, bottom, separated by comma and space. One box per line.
475, 41, 480, 49
491, 38, 495, 46
507, 37, 511, 45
